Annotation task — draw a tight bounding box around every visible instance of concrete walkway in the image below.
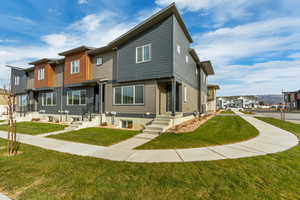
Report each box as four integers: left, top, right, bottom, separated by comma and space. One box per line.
0, 193, 11, 200
110, 133, 159, 149
0, 112, 298, 163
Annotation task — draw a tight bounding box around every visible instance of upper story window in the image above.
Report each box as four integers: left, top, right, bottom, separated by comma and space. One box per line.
67, 90, 86, 105
185, 55, 189, 63
136, 44, 151, 63
42, 92, 56, 106
177, 44, 181, 54
113, 85, 144, 105
14, 76, 20, 85
96, 57, 103, 66
38, 68, 45, 80
71, 60, 80, 74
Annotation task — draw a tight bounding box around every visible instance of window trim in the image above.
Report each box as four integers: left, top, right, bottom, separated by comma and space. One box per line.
177, 44, 181, 54
185, 55, 189, 63
113, 85, 144, 105
71, 60, 80, 74
184, 86, 187, 103
66, 89, 87, 106
38, 68, 45, 81
15, 76, 20, 85
136, 44, 152, 63
41, 92, 56, 106
96, 57, 103, 66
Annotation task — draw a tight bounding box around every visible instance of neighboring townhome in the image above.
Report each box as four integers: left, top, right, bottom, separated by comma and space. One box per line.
9, 3, 215, 129
207, 85, 220, 112
0, 89, 9, 115
283, 90, 300, 110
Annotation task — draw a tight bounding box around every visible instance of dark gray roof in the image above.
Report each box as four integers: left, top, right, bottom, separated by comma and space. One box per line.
109, 3, 192, 47
201, 61, 215, 75
87, 46, 113, 55
28, 58, 59, 65
58, 45, 95, 56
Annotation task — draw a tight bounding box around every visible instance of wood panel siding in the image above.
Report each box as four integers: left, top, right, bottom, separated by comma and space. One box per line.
64, 52, 92, 85
34, 63, 55, 88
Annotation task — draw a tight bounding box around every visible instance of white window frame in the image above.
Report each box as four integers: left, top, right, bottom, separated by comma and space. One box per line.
38, 68, 45, 80
96, 57, 103, 66
41, 92, 56, 106
113, 85, 144, 105
71, 60, 80, 74
177, 44, 181, 54
186, 55, 189, 63
67, 90, 87, 105
15, 76, 20, 85
136, 44, 152, 63
184, 86, 187, 102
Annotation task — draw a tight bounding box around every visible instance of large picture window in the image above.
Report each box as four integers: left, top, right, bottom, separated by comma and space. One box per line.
67, 90, 86, 105
41, 92, 56, 106
113, 85, 144, 105
136, 44, 151, 63
71, 60, 80, 74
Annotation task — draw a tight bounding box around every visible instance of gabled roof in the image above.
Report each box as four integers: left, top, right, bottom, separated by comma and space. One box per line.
208, 84, 220, 89
58, 45, 95, 56
109, 3, 192, 47
5, 65, 24, 70
28, 58, 59, 65
201, 61, 215, 75
87, 46, 113, 55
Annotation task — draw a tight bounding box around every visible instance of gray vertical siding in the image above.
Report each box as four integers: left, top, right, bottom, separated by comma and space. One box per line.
91, 51, 114, 81
11, 68, 27, 94
55, 64, 64, 87
116, 16, 173, 82
173, 16, 198, 89
26, 71, 34, 89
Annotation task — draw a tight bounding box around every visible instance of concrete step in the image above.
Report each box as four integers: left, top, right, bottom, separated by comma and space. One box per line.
152, 121, 170, 126
144, 127, 164, 132
142, 130, 161, 135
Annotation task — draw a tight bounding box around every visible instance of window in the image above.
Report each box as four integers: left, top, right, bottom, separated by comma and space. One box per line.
113, 85, 144, 105
71, 60, 80, 74
67, 90, 86, 105
96, 57, 103, 65
177, 44, 181, 54
38, 68, 45, 80
41, 92, 56, 106
121, 120, 133, 128
185, 55, 189, 63
184, 86, 187, 102
14, 76, 20, 85
136, 44, 151, 63
18, 95, 27, 106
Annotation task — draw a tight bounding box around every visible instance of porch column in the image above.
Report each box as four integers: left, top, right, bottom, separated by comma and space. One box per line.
172, 78, 176, 116
98, 83, 103, 114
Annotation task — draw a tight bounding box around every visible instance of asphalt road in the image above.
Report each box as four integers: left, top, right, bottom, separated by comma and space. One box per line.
255, 112, 300, 124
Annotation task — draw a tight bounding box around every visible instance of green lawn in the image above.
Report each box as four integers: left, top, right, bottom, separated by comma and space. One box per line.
137, 116, 259, 149
255, 117, 300, 135
0, 122, 67, 135
240, 110, 255, 115
1, 125, 300, 199
48, 127, 140, 146
0, 120, 5, 123
220, 110, 235, 114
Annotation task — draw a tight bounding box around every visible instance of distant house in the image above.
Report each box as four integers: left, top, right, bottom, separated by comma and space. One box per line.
217, 96, 258, 109
283, 90, 300, 110
0, 89, 8, 115
207, 85, 220, 112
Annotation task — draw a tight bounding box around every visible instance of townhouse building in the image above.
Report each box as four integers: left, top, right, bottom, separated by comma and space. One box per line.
9, 3, 215, 129
283, 90, 300, 110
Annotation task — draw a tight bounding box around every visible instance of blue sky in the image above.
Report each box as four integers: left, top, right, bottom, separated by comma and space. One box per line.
0, 0, 300, 96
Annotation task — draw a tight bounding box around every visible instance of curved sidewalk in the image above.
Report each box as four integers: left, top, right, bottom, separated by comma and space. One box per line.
0, 113, 298, 163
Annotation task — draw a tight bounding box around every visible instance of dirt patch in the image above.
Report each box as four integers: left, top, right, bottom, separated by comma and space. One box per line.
99, 124, 143, 131
0, 151, 24, 157
167, 114, 216, 133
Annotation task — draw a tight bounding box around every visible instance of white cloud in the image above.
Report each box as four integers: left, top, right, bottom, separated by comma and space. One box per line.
41, 34, 68, 48
0, 39, 17, 43
78, 0, 88, 4
288, 52, 300, 59
155, 0, 258, 24
11, 16, 35, 25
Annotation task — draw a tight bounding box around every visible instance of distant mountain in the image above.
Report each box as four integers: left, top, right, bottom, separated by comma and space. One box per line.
255, 95, 283, 105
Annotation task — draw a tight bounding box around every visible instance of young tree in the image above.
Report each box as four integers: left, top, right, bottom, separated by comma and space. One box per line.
3, 86, 19, 156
